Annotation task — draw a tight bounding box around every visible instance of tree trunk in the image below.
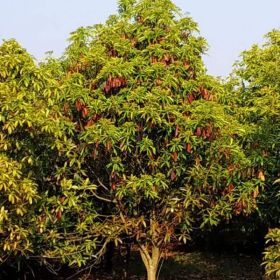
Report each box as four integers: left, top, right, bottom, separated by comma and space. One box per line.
147, 265, 157, 280
139, 245, 161, 280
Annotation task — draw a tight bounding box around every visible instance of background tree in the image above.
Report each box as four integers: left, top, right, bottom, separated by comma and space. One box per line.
226, 29, 280, 278
58, 0, 261, 278
0, 39, 76, 271
0, 39, 50, 264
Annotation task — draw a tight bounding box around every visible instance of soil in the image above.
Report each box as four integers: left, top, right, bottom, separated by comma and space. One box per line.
0, 250, 269, 280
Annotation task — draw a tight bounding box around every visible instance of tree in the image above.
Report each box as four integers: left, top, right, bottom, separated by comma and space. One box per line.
56, 1, 261, 278
263, 228, 280, 279
227, 29, 280, 278
0, 39, 70, 268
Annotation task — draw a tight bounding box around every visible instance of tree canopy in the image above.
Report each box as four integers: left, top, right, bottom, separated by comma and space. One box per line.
56, 0, 261, 278
228, 29, 280, 279
0, 39, 63, 262
0, 1, 279, 279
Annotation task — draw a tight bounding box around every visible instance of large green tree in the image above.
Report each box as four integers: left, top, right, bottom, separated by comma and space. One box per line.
57, 0, 260, 278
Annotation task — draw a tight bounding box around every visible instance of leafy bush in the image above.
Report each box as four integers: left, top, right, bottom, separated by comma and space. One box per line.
263, 228, 280, 279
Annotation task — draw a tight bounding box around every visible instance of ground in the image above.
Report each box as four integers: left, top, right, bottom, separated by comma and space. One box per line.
1, 250, 268, 279
78, 251, 267, 280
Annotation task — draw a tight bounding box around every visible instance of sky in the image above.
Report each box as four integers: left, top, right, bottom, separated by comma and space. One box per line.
0, 0, 279, 77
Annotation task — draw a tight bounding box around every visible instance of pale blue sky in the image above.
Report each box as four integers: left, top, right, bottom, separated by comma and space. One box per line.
1, 0, 279, 77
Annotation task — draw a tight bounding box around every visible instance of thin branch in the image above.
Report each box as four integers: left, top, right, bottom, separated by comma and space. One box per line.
138, 242, 151, 264
157, 258, 164, 280
91, 191, 113, 203
96, 177, 110, 191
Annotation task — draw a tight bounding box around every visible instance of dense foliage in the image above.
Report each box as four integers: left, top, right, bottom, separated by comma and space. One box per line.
0, 40, 61, 262
264, 228, 280, 279
0, 1, 279, 279
227, 29, 280, 279
56, 0, 261, 278
228, 30, 280, 225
